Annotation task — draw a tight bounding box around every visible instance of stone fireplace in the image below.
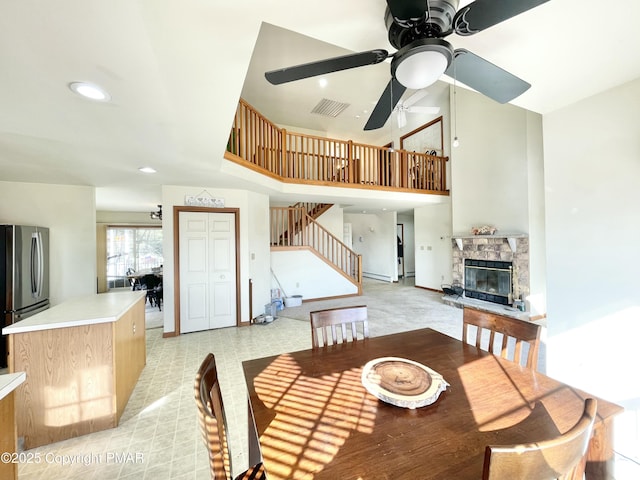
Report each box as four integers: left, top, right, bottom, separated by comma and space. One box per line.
451, 235, 529, 307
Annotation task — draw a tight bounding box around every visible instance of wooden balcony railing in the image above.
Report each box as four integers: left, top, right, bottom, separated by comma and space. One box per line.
270, 207, 362, 292
226, 98, 449, 194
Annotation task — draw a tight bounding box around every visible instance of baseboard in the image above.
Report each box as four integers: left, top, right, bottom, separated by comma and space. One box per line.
362, 272, 393, 282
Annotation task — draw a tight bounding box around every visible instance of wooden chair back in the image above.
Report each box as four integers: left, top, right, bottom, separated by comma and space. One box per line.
195, 353, 231, 479
310, 305, 369, 348
195, 354, 267, 480
463, 307, 541, 370
482, 398, 597, 480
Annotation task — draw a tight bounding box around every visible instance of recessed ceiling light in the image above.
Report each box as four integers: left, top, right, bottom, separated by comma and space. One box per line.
69, 82, 111, 101
318, 78, 328, 88
138, 166, 157, 174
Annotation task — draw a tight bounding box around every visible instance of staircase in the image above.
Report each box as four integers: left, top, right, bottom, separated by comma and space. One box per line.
270, 204, 362, 294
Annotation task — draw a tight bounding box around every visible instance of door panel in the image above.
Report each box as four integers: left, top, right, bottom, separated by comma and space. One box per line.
187, 238, 207, 271
186, 283, 208, 331
180, 211, 236, 333
213, 282, 233, 316
209, 215, 235, 328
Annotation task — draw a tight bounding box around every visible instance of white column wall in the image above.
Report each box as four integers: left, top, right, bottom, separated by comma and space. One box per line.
161, 185, 270, 333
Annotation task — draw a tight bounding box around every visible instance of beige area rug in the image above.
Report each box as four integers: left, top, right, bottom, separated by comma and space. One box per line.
274, 277, 463, 340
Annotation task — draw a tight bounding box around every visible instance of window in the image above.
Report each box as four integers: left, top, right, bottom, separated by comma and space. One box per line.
106, 227, 163, 288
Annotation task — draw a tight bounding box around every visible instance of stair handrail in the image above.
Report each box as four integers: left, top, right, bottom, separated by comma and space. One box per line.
270, 207, 362, 289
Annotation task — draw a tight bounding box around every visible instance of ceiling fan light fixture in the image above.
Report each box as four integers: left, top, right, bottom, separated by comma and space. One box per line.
392, 39, 453, 90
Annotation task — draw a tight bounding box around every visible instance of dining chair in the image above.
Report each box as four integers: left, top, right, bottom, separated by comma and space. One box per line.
194, 353, 267, 480
310, 305, 369, 348
482, 398, 597, 480
462, 307, 542, 370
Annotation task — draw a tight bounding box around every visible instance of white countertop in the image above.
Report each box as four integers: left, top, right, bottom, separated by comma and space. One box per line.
0, 372, 26, 401
2, 291, 146, 335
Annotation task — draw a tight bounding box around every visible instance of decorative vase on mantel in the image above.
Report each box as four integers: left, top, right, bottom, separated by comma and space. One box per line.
471, 225, 497, 235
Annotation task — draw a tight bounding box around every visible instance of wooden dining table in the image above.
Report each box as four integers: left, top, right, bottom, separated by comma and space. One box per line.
242, 328, 622, 480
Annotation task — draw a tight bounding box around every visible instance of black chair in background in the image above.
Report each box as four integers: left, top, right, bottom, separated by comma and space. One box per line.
140, 274, 162, 311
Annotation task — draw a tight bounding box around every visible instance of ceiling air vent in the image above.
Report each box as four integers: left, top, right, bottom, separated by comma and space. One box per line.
311, 98, 350, 117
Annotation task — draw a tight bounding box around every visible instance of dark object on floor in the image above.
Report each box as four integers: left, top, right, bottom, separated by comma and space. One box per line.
147, 284, 163, 311
442, 283, 464, 298
139, 274, 163, 311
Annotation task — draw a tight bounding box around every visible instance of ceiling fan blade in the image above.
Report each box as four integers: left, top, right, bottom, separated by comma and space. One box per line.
265, 49, 389, 85
386, 0, 425, 21
407, 106, 441, 114
445, 49, 530, 104
454, 0, 551, 36
364, 78, 407, 131
403, 89, 429, 108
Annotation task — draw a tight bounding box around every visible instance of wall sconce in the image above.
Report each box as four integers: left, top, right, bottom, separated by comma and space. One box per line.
150, 205, 162, 220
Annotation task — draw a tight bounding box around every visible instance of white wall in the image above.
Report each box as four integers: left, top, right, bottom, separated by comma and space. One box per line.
543, 78, 640, 461
526, 112, 547, 315
450, 88, 533, 235
543, 78, 640, 391
314, 204, 344, 239
271, 249, 358, 300
414, 203, 453, 289
0, 181, 96, 304
345, 211, 397, 282
161, 185, 271, 333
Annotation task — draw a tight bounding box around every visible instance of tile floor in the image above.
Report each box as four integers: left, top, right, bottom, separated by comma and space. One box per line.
12, 278, 640, 479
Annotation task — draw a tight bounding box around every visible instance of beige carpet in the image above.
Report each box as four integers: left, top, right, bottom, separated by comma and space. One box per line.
274, 277, 464, 340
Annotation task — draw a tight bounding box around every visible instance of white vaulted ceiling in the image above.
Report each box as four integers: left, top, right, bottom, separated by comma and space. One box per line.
1, 0, 639, 211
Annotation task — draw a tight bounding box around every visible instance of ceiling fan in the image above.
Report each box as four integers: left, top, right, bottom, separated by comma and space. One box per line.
265, 0, 550, 131
394, 89, 440, 128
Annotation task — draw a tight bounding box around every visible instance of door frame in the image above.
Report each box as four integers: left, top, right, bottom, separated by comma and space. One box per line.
397, 223, 405, 280
172, 206, 241, 335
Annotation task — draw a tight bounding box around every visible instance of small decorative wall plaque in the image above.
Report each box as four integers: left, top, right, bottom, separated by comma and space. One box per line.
185, 190, 224, 208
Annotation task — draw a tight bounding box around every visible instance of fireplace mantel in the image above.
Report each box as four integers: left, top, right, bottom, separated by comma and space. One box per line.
453, 233, 527, 252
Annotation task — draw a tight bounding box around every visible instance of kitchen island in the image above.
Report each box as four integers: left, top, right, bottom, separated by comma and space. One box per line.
2, 290, 146, 449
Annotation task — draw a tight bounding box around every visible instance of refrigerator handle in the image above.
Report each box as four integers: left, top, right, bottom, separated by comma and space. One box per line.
31, 231, 44, 298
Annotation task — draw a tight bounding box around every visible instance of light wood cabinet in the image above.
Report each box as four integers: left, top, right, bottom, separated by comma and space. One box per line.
4, 292, 146, 449
0, 373, 26, 480
0, 391, 17, 480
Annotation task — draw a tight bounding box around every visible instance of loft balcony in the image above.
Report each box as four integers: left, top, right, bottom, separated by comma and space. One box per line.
224, 99, 450, 195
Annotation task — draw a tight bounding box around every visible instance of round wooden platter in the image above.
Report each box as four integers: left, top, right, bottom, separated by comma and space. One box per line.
361, 357, 449, 409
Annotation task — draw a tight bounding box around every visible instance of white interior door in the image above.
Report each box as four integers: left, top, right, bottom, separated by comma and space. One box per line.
209, 215, 236, 329
179, 211, 236, 333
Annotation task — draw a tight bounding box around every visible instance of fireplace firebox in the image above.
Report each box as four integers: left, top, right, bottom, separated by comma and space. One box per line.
464, 259, 512, 305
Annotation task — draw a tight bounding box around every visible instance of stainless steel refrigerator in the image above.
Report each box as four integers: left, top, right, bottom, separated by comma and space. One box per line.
1, 225, 50, 368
